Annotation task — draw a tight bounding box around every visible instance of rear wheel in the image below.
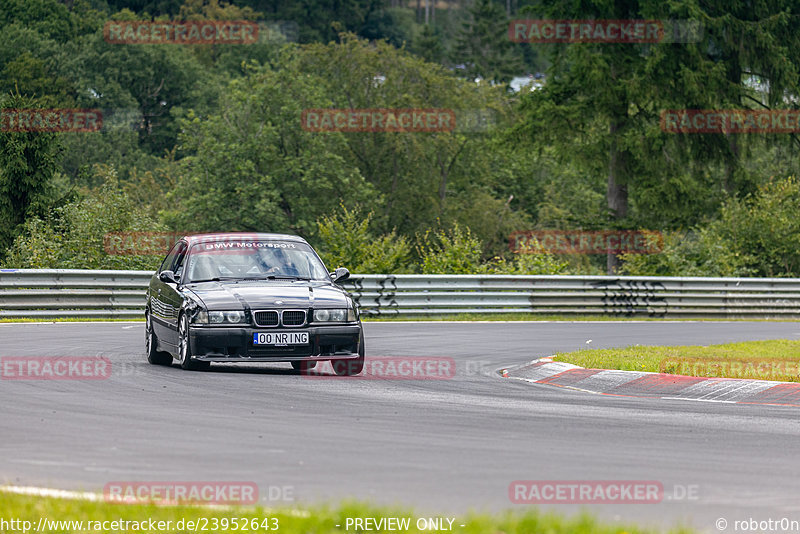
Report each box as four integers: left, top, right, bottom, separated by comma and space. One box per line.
145, 312, 172, 366
178, 314, 210, 371
332, 339, 365, 376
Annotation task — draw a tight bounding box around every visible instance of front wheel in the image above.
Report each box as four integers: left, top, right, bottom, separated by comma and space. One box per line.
178, 314, 209, 371
146, 312, 172, 366
332, 340, 365, 376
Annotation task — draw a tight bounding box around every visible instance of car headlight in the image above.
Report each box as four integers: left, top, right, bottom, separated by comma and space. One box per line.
313, 308, 355, 322
193, 310, 247, 324
224, 310, 245, 323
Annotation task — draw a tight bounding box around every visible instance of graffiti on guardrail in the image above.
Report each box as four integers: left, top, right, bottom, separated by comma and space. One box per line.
591, 280, 668, 317
345, 277, 365, 312
344, 275, 398, 316
377, 275, 399, 313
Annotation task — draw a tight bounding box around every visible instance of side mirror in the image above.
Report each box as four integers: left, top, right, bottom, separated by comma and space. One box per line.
330, 267, 350, 283
159, 270, 178, 284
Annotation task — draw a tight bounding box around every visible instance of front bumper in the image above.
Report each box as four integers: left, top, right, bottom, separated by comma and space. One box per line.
188, 323, 362, 362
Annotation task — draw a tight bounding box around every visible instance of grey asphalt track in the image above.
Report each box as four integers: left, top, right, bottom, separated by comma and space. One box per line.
2, 321, 800, 533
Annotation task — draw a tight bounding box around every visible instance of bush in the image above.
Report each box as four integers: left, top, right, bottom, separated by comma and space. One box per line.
488, 239, 570, 275
619, 230, 751, 277
622, 177, 800, 277
416, 224, 488, 274
2, 165, 165, 269
316, 206, 411, 273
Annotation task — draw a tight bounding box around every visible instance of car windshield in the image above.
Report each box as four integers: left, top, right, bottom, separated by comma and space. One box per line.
184, 240, 330, 283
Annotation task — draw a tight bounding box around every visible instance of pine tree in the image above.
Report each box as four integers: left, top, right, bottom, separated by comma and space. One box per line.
452, 0, 523, 84
412, 24, 445, 64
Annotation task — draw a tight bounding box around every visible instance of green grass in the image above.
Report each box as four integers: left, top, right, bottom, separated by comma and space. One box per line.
0, 492, 692, 533
554, 339, 800, 382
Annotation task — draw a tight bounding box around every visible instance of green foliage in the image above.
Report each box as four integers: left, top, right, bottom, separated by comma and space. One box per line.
316, 206, 411, 273
293, 35, 517, 243
417, 224, 485, 274
410, 24, 444, 64
619, 230, 750, 277
0, 93, 63, 256
3, 165, 165, 269
622, 177, 800, 277
0, 0, 103, 42
708, 178, 800, 276
487, 239, 570, 275
361, 7, 417, 48
164, 54, 377, 236
452, 0, 523, 84
5, 1, 800, 278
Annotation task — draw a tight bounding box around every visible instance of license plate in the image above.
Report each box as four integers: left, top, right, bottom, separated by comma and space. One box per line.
253, 332, 309, 346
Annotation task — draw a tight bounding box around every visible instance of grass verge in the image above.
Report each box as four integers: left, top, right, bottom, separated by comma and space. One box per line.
553, 339, 800, 382
0, 492, 691, 534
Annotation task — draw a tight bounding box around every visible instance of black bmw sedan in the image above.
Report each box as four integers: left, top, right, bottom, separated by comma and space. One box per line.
145, 233, 364, 375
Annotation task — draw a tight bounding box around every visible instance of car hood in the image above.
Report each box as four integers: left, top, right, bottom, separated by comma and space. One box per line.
184, 280, 351, 310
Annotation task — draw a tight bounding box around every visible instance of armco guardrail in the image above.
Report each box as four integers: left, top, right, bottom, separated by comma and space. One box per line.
0, 269, 799, 319
0, 269, 153, 319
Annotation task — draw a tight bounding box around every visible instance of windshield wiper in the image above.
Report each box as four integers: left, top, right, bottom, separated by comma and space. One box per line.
261, 275, 313, 281
188, 276, 237, 283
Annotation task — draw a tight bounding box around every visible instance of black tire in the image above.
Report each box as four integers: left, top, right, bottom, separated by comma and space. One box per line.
146, 311, 172, 366
291, 361, 317, 373
178, 313, 210, 371
332, 339, 365, 376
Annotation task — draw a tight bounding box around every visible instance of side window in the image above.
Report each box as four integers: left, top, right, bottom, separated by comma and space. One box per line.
159, 241, 182, 273
173, 243, 189, 279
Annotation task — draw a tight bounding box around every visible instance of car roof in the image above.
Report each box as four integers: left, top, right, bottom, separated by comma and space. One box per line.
181, 232, 308, 245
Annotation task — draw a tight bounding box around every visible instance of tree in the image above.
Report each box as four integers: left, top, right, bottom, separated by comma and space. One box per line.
316, 205, 411, 273
294, 35, 525, 248
0, 93, 63, 256
2, 165, 166, 269
451, 0, 523, 83
163, 54, 378, 236
410, 24, 444, 64
621, 177, 800, 277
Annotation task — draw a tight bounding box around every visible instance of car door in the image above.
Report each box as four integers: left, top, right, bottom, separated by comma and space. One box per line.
161, 241, 188, 347
151, 240, 187, 348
